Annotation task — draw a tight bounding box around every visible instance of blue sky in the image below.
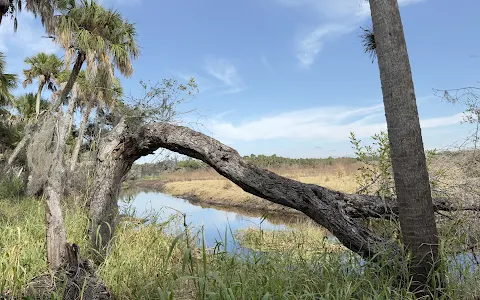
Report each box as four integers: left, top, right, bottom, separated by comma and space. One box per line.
1, 0, 479, 162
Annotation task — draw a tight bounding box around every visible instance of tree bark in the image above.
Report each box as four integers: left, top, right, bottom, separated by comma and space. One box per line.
87, 120, 480, 264
42, 52, 85, 270
369, 0, 440, 295
70, 98, 94, 172
90, 121, 397, 260
43, 100, 76, 269
35, 81, 45, 119
52, 52, 85, 110
89, 119, 135, 259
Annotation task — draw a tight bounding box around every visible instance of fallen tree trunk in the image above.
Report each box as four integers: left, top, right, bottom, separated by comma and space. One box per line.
88, 121, 480, 260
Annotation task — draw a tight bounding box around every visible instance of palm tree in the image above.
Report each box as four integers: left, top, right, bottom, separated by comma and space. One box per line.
41, 0, 138, 270
52, 0, 138, 111
68, 69, 123, 171
368, 0, 440, 296
0, 0, 57, 31
0, 52, 17, 106
14, 92, 49, 122
23, 52, 63, 118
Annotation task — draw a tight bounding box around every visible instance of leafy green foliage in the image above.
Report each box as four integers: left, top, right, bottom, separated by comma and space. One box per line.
176, 158, 208, 170
54, 0, 139, 79
13, 93, 49, 122
119, 78, 199, 129
350, 131, 442, 197
0, 0, 56, 32
0, 52, 17, 106
23, 52, 63, 92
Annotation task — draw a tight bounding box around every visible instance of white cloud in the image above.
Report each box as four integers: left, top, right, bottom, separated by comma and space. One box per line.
296, 24, 353, 68
204, 57, 246, 94
0, 12, 61, 87
280, 0, 427, 68
205, 103, 462, 143
0, 13, 59, 55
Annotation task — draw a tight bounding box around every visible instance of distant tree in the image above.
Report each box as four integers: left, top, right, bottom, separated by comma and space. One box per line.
0, 52, 17, 106
23, 52, 63, 118
367, 0, 441, 296
14, 92, 49, 122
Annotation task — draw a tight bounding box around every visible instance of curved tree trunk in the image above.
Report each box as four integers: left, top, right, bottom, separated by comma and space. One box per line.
86, 120, 480, 263
35, 81, 45, 119
70, 98, 94, 171
88, 119, 135, 260
369, 0, 440, 295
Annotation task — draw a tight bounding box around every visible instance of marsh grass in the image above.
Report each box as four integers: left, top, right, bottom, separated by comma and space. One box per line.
0, 195, 479, 299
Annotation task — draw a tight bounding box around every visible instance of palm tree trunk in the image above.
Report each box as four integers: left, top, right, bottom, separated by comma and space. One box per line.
52, 52, 86, 110
70, 98, 94, 171
369, 0, 440, 296
43, 52, 86, 270
35, 81, 45, 119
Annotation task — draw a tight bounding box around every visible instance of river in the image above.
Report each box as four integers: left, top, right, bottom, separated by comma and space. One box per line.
119, 189, 478, 273
119, 190, 302, 249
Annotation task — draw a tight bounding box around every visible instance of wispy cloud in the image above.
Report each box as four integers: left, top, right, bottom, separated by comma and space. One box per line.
296, 24, 353, 68
172, 71, 217, 93
276, 0, 427, 68
261, 55, 275, 74
204, 57, 246, 94
205, 103, 462, 143
0, 13, 59, 56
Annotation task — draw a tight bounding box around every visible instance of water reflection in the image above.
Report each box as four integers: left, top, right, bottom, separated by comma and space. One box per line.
119, 190, 289, 248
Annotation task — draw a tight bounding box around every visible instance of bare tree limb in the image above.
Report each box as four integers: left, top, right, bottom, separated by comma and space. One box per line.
89, 122, 480, 261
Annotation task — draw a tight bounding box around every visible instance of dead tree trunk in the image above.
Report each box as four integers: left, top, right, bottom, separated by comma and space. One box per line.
88, 119, 135, 258
87, 122, 480, 261
87, 122, 393, 259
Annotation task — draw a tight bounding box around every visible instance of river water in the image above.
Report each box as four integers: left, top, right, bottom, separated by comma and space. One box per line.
119, 189, 479, 273
119, 190, 293, 248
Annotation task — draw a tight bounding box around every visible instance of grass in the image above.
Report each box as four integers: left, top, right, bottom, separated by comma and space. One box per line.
0, 195, 479, 299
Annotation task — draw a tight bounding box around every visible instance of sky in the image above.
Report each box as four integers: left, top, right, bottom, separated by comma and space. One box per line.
1, 0, 480, 163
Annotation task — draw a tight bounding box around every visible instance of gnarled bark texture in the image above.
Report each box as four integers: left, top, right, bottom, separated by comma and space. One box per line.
88, 121, 479, 260
89, 120, 134, 258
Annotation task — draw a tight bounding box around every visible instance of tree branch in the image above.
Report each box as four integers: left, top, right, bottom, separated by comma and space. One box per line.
120, 122, 479, 259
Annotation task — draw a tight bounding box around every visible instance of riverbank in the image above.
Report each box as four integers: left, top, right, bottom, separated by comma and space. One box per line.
1, 196, 479, 299
130, 163, 361, 215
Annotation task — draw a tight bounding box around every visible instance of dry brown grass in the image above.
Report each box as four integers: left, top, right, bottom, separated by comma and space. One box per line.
156, 163, 361, 211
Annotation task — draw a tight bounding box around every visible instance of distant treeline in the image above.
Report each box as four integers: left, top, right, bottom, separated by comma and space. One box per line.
243, 154, 356, 168
128, 154, 357, 180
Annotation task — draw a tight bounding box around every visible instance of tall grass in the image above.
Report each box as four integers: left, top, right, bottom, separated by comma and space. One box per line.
0, 194, 479, 299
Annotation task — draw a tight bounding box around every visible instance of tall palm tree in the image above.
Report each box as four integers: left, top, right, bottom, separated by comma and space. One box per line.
52, 0, 138, 111
67, 69, 123, 171
368, 0, 440, 296
23, 52, 63, 118
0, 52, 17, 106
41, 0, 138, 270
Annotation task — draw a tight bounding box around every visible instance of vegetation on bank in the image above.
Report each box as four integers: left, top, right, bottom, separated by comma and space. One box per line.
132, 159, 362, 213
0, 194, 479, 299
